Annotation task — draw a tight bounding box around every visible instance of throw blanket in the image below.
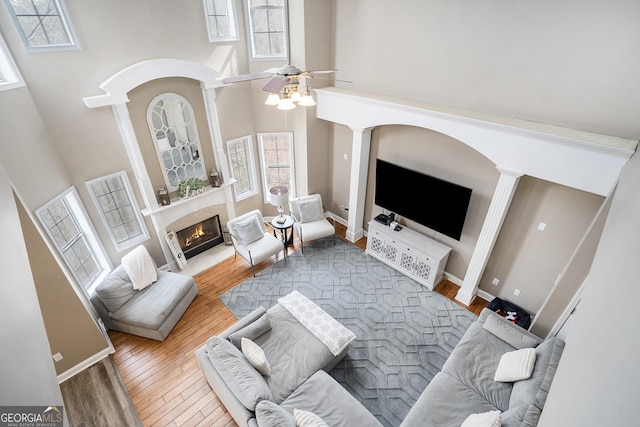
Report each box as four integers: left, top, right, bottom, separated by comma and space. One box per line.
121, 245, 157, 290
278, 291, 356, 356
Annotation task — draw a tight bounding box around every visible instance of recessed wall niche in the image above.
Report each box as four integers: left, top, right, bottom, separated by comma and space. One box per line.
128, 77, 218, 200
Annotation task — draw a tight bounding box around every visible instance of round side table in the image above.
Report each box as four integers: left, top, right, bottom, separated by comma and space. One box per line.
271, 215, 294, 250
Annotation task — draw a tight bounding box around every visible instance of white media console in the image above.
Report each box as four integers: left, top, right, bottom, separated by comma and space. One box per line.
366, 220, 452, 290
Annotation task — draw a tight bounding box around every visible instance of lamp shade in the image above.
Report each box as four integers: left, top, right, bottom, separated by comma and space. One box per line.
269, 186, 289, 207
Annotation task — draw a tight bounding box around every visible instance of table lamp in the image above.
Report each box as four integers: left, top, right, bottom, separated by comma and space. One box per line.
269, 186, 289, 224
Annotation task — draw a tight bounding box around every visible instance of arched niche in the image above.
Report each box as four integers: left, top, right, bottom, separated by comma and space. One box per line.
82, 58, 235, 268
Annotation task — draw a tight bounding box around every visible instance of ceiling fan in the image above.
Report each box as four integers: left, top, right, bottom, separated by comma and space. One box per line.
221, 64, 345, 110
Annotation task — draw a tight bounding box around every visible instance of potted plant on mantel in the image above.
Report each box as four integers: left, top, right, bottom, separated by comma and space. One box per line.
177, 178, 207, 199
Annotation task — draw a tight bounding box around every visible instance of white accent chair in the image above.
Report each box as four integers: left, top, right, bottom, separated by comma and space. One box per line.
289, 194, 336, 253
227, 209, 286, 276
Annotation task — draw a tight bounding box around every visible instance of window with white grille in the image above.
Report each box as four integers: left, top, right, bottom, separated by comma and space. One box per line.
257, 132, 295, 201
227, 135, 258, 201
36, 187, 111, 295
245, 0, 288, 60
203, 0, 239, 42
4, 0, 79, 52
86, 171, 149, 252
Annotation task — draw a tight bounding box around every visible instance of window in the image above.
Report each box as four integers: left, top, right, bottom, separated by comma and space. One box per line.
227, 135, 258, 201
36, 187, 111, 294
86, 171, 149, 252
147, 93, 208, 192
258, 132, 295, 200
203, 0, 238, 42
0, 32, 24, 91
4, 0, 79, 52
245, 0, 288, 60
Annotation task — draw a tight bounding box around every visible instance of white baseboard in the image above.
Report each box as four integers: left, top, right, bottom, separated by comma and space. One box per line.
57, 346, 115, 384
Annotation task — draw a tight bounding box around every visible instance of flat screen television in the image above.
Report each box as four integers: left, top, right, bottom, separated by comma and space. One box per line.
375, 159, 472, 240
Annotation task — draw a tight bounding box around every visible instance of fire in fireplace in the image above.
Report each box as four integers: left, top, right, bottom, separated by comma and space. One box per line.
175, 215, 224, 259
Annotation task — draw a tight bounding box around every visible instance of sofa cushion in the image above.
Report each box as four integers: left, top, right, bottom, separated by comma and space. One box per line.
494, 348, 536, 382
441, 322, 514, 411
280, 370, 383, 427
256, 305, 335, 404
109, 271, 194, 329
228, 312, 272, 348
255, 400, 295, 427
95, 265, 136, 313
399, 372, 499, 427
501, 403, 541, 427
206, 336, 273, 411
483, 315, 542, 349
241, 337, 271, 376
461, 410, 501, 427
509, 337, 565, 410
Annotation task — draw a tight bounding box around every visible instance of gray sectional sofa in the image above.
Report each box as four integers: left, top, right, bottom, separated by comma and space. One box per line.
400, 308, 565, 426
91, 265, 197, 341
197, 304, 564, 427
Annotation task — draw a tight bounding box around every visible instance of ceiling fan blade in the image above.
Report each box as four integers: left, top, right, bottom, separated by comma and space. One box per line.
305, 75, 353, 84
222, 72, 273, 84
262, 75, 290, 93
305, 69, 338, 74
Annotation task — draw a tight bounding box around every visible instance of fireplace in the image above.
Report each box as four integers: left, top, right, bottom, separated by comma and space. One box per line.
175, 215, 224, 259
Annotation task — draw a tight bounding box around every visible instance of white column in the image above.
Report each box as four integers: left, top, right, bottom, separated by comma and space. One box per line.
456, 167, 523, 305
201, 87, 231, 181
346, 126, 373, 242
111, 103, 157, 210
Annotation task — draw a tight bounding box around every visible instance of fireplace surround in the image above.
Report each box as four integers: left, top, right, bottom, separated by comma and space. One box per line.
175, 215, 224, 259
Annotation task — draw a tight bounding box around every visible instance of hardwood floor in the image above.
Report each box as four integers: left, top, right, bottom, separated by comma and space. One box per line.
101, 223, 486, 427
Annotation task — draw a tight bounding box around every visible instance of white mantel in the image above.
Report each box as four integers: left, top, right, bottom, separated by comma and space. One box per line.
315, 86, 637, 306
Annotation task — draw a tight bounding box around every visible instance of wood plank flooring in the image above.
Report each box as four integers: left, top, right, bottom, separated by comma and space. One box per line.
84, 224, 486, 427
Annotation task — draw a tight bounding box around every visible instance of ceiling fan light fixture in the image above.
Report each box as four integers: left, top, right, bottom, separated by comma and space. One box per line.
291, 90, 302, 103
277, 97, 296, 110
298, 87, 316, 107
265, 93, 280, 105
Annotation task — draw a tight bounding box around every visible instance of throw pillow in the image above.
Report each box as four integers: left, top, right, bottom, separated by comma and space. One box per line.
297, 198, 324, 223
293, 409, 329, 427
461, 410, 501, 427
494, 348, 537, 382
228, 313, 272, 349
241, 337, 271, 376
234, 215, 264, 246
255, 400, 296, 427
206, 336, 273, 410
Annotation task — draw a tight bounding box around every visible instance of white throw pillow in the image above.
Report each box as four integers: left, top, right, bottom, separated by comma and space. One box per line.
293, 409, 329, 427
461, 410, 501, 427
241, 337, 271, 376
234, 215, 264, 246
297, 198, 324, 223
494, 347, 537, 382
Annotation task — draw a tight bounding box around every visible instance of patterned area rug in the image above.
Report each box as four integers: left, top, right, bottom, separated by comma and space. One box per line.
220, 236, 477, 427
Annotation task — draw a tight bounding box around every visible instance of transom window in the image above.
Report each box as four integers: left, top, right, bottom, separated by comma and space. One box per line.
245, 0, 288, 60
203, 0, 239, 42
227, 135, 258, 202
258, 132, 295, 200
4, 0, 79, 52
35, 187, 111, 295
147, 93, 207, 192
86, 171, 149, 252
